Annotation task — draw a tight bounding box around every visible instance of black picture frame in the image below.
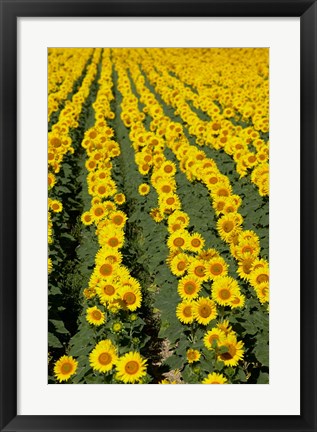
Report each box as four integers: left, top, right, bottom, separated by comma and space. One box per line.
0, 1, 316, 431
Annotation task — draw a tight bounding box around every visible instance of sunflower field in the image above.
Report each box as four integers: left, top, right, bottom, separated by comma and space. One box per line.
48, 48, 269, 385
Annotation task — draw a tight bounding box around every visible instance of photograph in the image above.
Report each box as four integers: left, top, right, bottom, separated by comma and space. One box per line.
48, 47, 269, 385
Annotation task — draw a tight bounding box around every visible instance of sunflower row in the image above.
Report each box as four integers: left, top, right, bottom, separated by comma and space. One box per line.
124, 55, 269, 306
137, 48, 269, 196
48, 48, 93, 122
47, 49, 102, 274
54, 49, 148, 384
114, 53, 245, 382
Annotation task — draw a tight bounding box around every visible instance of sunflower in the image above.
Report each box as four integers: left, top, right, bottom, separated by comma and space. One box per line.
212, 276, 241, 306
188, 260, 209, 281
98, 229, 124, 249
138, 183, 150, 196
156, 179, 176, 195
249, 266, 269, 289
202, 372, 227, 384
203, 328, 226, 350
89, 339, 118, 373
96, 261, 117, 279
86, 306, 105, 326
159, 194, 181, 213
95, 182, 111, 199
81, 211, 93, 226
119, 285, 142, 311
95, 247, 122, 266
235, 239, 260, 261
206, 257, 228, 280
167, 230, 190, 251
198, 248, 219, 262
50, 199, 63, 213
160, 160, 177, 176
217, 213, 243, 243
48, 172, 56, 190
48, 258, 53, 274
230, 293, 246, 308
186, 349, 201, 363
193, 297, 217, 325
150, 207, 164, 223
96, 279, 118, 304
176, 301, 195, 324
54, 355, 78, 382
178, 276, 202, 300
168, 210, 190, 228
170, 253, 190, 277
211, 182, 232, 199
251, 258, 269, 272
254, 282, 269, 304
116, 351, 147, 383
91, 203, 106, 221
236, 257, 255, 281
114, 193, 126, 205
218, 334, 244, 366
187, 233, 205, 253
217, 319, 233, 336
109, 210, 127, 228
212, 196, 228, 216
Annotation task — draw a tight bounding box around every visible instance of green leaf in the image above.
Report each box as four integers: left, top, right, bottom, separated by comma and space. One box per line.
48, 332, 62, 348
49, 319, 69, 335
257, 371, 269, 384
255, 342, 269, 366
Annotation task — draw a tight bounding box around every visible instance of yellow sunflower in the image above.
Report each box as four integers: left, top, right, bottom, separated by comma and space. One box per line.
202, 372, 227, 384
89, 339, 118, 373
91, 203, 106, 221
119, 285, 142, 311
212, 276, 241, 307
176, 301, 195, 324
218, 334, 244, 366
186, 349, 201, 363
188, 260, 209, 281
54, 355, 78, 382
50, 199, 63, 213
86, 306, 105, 326
217, 213, 243, 243
254, 282, 269, 304
116, 351, 147, 383
138, 183, 150, 196
198, 248, 219, 262
81, 211, 93, 226
156, 179, 176, 195
96, 261, 117, 279
178, 276, 202, 300
109, 211, 127, 228
249, 266, 269, 289
236, 257, 255, 281
217, 319, 233, 336
96, 279, 119, 304
114, 193, 126, 205
167, 230, 190, 251
187, 233, 205, 253
169, 253, 190, 277
206, 257, 228, 280
203, 328, 226, 350
193, 297, 217, 325
160, 160, 177, 176
150, 207, 164, 222
168, 210, 190, 228
48, 172, 56, 190
48, 258, 53, 274
230, 293, 246, 308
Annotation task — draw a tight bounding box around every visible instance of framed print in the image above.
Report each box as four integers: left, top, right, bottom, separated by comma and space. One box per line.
0, 0, 316, 431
